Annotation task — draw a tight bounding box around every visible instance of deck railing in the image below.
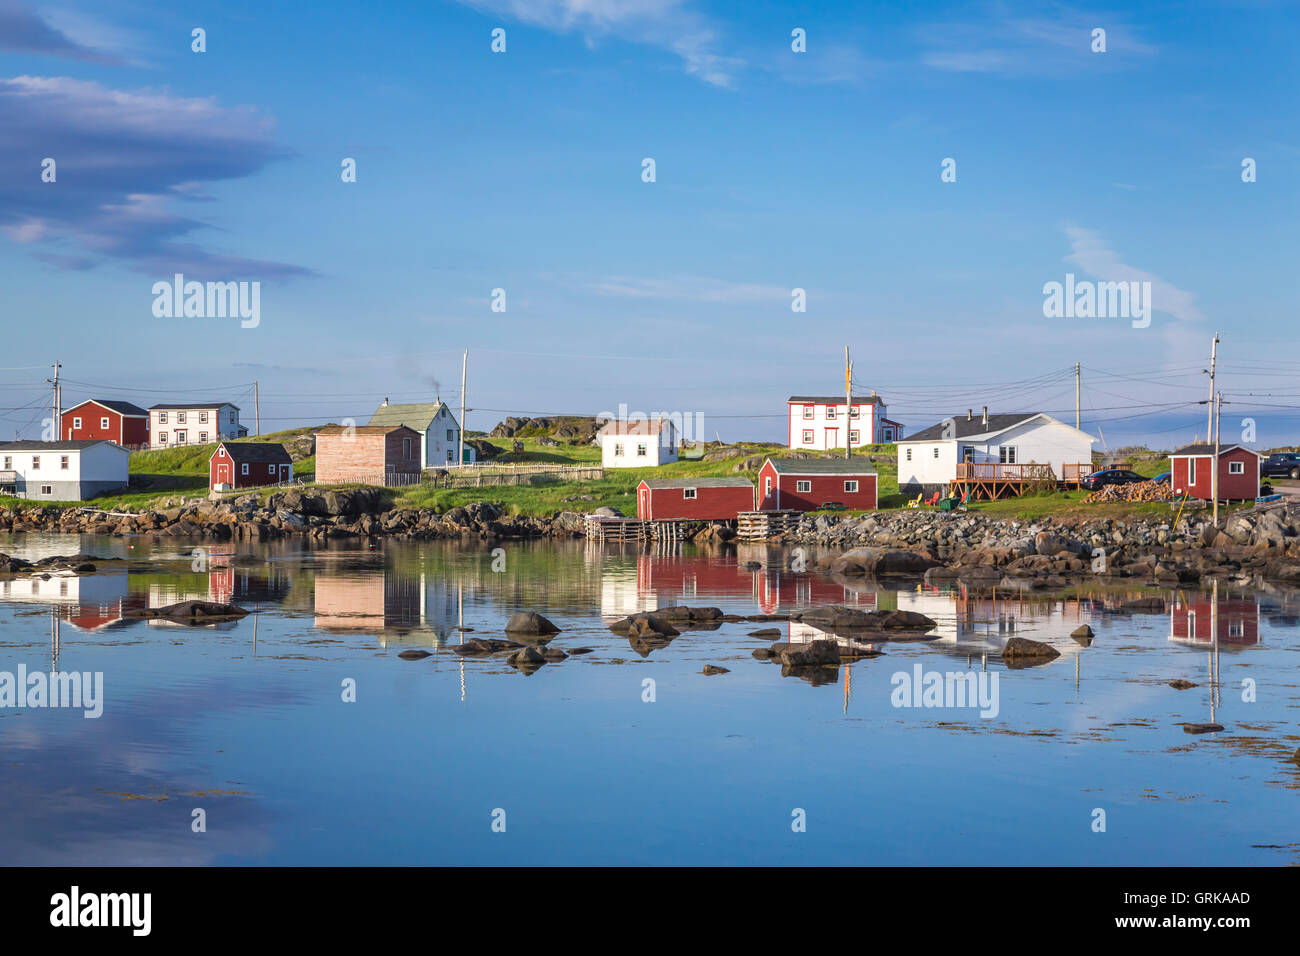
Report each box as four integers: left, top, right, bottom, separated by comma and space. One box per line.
954, 462, 1057, 481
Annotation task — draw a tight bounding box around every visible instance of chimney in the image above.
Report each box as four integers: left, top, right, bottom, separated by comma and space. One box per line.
967, 409, 972, 421
383, 397, 389, 406
982, 406, 988, 426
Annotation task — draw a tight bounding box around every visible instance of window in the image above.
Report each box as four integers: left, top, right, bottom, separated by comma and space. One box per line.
826, 406, 836, 420
268, 464, 275, 474
73, 417, 82, 429
402, 437, 412, 458
31, 456, 39, 469
100, 417, 110, 430
999, 446, 1017, 464
199, 432, 208, 443
177, 411, 187, 424
933, 447, 940, 459
905, 448, 912, 461
2, 456, 9, 469
683, 488, 697, 499
447, 450, 454, 462
845, 480, 858, 493
801, 429, 813, 444
240, 463, 249, 475
637, 443, 647, 456
802, 405, 814, 420
40, 485, 52, 496
884, 428, 894, 441
176, 431, 187, 445
60, 456, 68, 470
796, 480, 812, 493
447, 429, 454, 441
218, 447, 226, 458
764, 477, 772, 496
1228, 461, 1244, 475
1228, 621, 1244, 638
199, 411, 208, 423
849, 406, 860, 418
159, 411, 168, 423
158, 432, 168, 444
614, 443, 624, 457
849, 430, 859, 444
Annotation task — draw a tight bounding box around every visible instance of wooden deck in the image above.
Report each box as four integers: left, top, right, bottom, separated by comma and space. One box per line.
736, 510, 800, 540
949, 462, 1092, 501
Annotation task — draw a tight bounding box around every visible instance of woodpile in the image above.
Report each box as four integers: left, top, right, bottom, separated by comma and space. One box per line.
1083, 480, 1174, 504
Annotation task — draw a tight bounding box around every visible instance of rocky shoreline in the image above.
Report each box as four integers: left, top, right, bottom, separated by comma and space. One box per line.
2, 489, 1298, 586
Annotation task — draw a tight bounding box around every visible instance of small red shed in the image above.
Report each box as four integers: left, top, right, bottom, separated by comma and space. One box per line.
756, 457, 877, 511
636, 477, 755, 521
210, 441, 293, 491
61, 399, 149, 447
1170, 444, 1262, 502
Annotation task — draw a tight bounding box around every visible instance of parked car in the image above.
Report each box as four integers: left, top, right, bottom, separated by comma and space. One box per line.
1081, 468, 1146, 491
1261, 452, 1300, 480
1152, 471, 1171, 484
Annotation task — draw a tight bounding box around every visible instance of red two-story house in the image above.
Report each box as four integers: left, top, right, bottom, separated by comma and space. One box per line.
60, 400, 149, 447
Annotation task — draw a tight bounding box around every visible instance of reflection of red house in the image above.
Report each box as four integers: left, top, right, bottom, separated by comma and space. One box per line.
1170, 596, 1260, 646
636, 478, 754, 520
1170, 444, 1261, 502
60, 399, 149, 447
756, 458, 877, 511
631, 553, 882, 614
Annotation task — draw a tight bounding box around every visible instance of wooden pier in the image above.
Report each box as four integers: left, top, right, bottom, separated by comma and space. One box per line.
736, 510, 801, 540
584, 515, 649, 542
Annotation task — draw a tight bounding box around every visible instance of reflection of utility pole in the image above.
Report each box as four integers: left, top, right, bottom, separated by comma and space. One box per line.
50, 607, 60, 672
458, 581, 466, 702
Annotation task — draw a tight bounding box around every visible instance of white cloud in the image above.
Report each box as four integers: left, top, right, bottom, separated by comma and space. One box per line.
455, 0, 742, 87
1063, 226, 1203, 323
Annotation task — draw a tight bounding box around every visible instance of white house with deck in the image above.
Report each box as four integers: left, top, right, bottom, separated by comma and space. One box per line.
787, 392, 902, 451
896, 410, 1096, 496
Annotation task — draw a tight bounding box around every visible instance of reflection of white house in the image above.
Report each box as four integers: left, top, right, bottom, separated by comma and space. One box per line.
896, 411, 1095, 496
598, 564, 660, 623
0, 571, 130, 630
598, 419, 678, 468
898, 590, 1087, 660
0, 440, 130, 501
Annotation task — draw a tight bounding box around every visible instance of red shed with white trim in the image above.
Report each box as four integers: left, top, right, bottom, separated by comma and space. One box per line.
636, 477, 755, 521
61, 399, 149, 447
1169, 444, 1262, 502
756, 457, 877, 511
210, 441, 293, 491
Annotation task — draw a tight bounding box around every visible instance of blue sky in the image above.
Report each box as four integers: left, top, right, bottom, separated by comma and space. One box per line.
2, 0, 1298, 448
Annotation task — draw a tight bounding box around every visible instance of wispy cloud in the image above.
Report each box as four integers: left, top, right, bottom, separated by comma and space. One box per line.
1063, 226, 1202, 322
0, 75, 310, 279
920, 8, 1156, 76
454, 0, 742, 87
581, 273, 787, 303
0, 0, 123, 64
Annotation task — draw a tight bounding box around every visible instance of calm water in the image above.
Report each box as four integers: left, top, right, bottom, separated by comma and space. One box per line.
1, 533, 1297, 865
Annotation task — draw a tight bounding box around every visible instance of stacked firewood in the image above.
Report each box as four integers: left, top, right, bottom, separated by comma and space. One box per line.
1084, 480, 1175, 504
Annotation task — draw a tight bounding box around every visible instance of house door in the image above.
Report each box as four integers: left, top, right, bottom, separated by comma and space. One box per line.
216, 463, 230, 486
638, 487, 650, 518
824, 427, 838, 450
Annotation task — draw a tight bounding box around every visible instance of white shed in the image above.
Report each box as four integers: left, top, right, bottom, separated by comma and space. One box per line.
0, 440, 131, 501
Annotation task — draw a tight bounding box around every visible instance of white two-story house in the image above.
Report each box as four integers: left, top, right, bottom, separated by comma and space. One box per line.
366, 399, 475, 467
787, 392, 902, 451
150, 402, 246, 447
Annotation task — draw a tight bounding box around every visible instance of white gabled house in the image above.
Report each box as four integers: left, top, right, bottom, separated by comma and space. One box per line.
366, 399, 475, 467
598, 419, 678, 468
896, 410, 1096, 496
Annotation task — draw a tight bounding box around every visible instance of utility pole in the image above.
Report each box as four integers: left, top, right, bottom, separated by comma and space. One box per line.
844, 346, 852, 460
1212, 390, 1222, 526
254, 381, 260, 436
47, 360, 62, 440
1074, 362, 1081, 430
459, 349, 468, 468
1206, 332, 1219, 439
